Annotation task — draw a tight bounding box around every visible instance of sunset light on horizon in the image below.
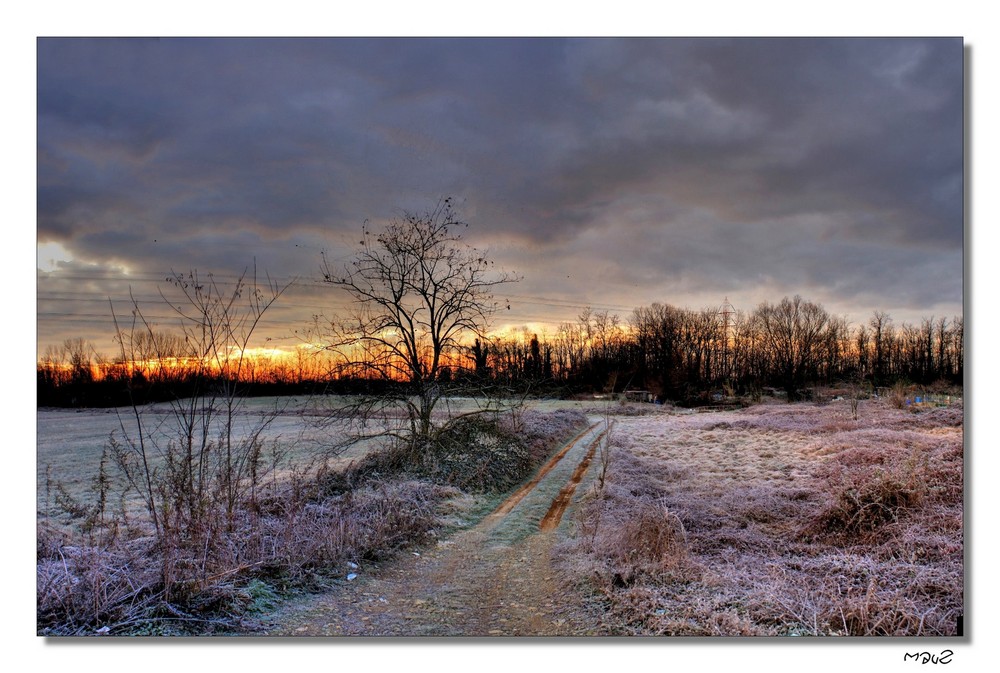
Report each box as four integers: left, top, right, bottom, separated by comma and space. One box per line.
36, 36, 964, 369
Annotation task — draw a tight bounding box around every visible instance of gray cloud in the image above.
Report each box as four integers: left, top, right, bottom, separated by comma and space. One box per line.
36, 37, 964, 354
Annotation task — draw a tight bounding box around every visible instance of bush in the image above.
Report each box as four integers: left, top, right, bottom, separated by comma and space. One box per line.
569, 438, 699, 591
808, 460, 928, 537
503, 409, 588, 464
320, 409, 588, 495
37, 533, 162, 635
425, 416, 532, 492
597, 499, 691, 586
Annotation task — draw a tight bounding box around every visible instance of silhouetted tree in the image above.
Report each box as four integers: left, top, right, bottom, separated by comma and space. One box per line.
318, 197, 519, 458
753, 295, 832, 400
471, 338, 490, 379
869, 310, 894, 386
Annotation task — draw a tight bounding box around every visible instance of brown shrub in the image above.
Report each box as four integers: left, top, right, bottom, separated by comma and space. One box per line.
807, 460, 928, 538
574, 493, 697, 592
608, 500, 690, 583
323, 409, 589, 494
831, 577, 938, 636
425, 416, 531, 492
37, 537, 161, 635
423, 410, 588, 492
887, 383, 911, 409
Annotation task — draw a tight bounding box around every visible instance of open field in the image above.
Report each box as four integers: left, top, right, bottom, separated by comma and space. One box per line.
36, 396, 594, 519
36, 393, 963, 637
557, 396, 964, 636
252, 394, 965, 638
37, 397, 361, 519
35, 397, 585, 515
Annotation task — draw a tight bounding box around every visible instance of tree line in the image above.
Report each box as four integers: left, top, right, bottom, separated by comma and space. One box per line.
483, 297, 962, 401
38, 294, 963, 407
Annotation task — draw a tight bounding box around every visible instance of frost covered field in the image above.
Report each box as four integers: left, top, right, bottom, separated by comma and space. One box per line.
35, 396, 590, 517
557, 396, 964, 636
37, 397, 366, 516
37, 392, 964, 636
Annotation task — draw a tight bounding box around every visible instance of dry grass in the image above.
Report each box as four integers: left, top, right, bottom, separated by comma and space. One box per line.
37, 475, 454, 635
557, 397, 963, 636
38, 408, 589, 636
576, 487, 696, 588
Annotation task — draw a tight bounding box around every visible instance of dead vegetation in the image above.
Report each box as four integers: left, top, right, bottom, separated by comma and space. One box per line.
557, 397, 963, 636
37, 475, 453, 635
318, 409, 588, 495
38, 408, 589, 636
424, 409, 588, 492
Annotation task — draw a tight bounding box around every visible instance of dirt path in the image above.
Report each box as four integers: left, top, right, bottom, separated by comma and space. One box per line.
263, 422, 609, 637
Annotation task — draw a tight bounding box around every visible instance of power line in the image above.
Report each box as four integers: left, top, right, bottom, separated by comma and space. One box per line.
504, 294, 634, 314
36, 312, 305, 327
39, 270, 635, 314
37, 271, 634, 310
36, 293, 351, 313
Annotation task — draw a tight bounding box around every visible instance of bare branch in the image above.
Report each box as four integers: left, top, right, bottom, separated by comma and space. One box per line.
316, 197, 520, 458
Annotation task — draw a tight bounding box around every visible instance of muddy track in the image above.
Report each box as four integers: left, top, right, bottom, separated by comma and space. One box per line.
265, 421, 609, 637
540, 424, 610, 532
488, 422, 600, 519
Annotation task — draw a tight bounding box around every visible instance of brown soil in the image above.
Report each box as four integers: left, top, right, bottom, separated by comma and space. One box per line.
540, 425, 607, 532
263, 423, 609, 637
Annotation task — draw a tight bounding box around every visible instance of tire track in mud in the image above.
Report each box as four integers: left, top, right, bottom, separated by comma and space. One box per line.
267, 420, 610, 636
487, 421, 600, 520
539, 422, 611, 532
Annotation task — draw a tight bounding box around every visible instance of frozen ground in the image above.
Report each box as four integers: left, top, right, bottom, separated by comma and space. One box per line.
36, 395, 593, 516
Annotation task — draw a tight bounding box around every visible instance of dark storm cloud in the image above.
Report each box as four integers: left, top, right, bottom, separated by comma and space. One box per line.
535, 39, 962, 239
36, 37, 964, 352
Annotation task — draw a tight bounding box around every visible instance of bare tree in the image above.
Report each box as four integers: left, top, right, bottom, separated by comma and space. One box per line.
869, 310, 894, 386
752, 295, 832, 400
109, 266, 290, 554
63, 337, 96, 385
317, 197, 519, 460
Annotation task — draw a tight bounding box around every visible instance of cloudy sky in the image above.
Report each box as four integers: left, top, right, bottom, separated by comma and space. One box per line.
36, 37, 964, 357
